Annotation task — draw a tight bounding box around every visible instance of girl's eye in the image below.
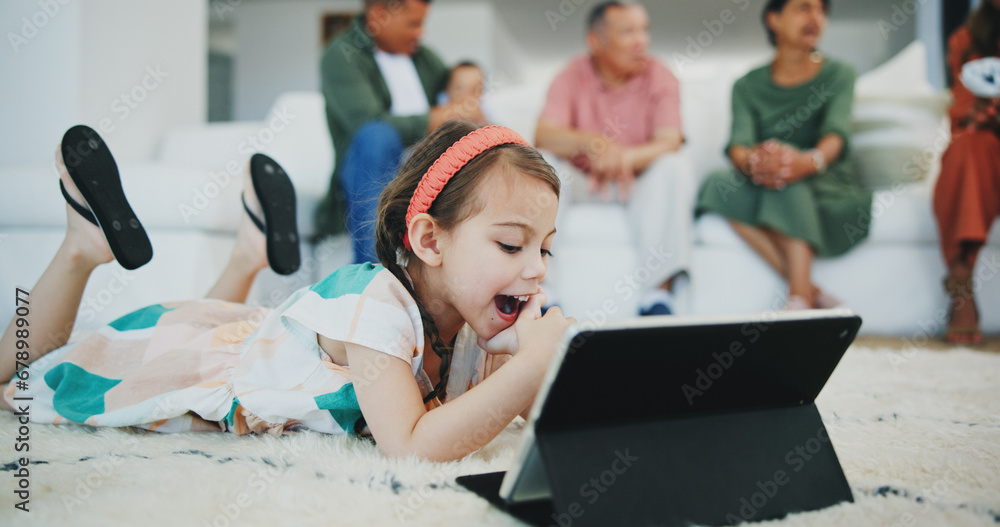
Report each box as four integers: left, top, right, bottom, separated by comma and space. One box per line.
498, 242, 520, 253
541, 248, 553, 258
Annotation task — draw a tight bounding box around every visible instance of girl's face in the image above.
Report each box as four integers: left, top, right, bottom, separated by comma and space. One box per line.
434, 169, 558, 340
769, 0, 827, 50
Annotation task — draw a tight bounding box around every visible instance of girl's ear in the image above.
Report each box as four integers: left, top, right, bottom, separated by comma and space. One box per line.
407, 213, 444, 267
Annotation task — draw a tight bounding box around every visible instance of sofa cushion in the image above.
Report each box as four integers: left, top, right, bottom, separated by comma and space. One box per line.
556, 203, 634, 246
254, 92, 335, 202
1, 161, 321, 238
855, 41, 938, 99
159, 122, 268, 169
851, 126, 949, 190
488, 82, 548, 145
850, 41, 952, 190
2, 162, 242, 231
6, 93, 330, 238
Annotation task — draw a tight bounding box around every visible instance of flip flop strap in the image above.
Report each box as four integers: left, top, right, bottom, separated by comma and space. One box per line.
241, 192, 266, 233
59, 180, 98, 226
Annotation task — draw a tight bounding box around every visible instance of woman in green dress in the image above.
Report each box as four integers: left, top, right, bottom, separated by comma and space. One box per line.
696, 0, 871, 310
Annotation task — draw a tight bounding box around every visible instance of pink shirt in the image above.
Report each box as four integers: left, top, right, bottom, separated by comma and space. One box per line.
539, 54, 682, 170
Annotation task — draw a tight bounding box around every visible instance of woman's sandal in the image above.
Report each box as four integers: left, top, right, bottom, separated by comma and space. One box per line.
243, 153, 300, 276
943, 275, 983, 345
813, 288, 841, 309
60, 125, 152, 270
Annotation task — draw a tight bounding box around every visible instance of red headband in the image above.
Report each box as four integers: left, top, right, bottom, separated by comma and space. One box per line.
403, 126, 530, 250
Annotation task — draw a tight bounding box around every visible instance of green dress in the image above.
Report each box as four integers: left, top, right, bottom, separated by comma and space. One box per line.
695, 59, 872, 257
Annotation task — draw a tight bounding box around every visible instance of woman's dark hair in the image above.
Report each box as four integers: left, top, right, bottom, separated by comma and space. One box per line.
374, 120, 560, 403
964, 0, 1000, 62
762, 0, 830, 46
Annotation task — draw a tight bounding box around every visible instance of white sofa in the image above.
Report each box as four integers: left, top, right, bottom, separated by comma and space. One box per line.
2, 43, 998, 337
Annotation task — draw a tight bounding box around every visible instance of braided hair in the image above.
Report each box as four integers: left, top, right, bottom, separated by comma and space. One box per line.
374, 120, 560, 403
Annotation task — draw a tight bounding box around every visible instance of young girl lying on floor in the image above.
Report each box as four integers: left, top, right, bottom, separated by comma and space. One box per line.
1, 121, 573, 462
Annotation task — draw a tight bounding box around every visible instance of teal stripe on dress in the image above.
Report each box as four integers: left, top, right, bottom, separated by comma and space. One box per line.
108, 304, 175, 331
224, 397, 241, 430
310, 263, 385, 300
44, 363, 121, 423
314, 383, 363, 433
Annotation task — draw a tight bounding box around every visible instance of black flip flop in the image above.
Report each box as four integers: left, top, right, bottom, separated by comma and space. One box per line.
245, 153, 300, 275
60, 125, 152, 270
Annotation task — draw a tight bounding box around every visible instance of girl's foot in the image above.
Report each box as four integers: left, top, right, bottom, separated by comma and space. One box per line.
56, 145, 115, 267
233, 161, 270, 276
58, 125, 152, 269
242, 154, 300, 275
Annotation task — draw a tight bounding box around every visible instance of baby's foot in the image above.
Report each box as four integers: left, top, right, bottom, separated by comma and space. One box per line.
56, 145, 114, 266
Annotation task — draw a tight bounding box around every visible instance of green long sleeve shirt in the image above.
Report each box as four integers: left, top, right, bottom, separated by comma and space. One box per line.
316, 15, 449, 237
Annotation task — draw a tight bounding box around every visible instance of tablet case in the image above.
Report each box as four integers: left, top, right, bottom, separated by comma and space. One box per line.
457, 311, 861, 527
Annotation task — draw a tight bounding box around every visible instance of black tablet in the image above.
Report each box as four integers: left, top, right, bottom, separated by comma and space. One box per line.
457, 309, 861, 527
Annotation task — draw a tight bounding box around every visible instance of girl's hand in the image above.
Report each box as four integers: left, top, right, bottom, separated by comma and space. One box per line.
478, 287, 547, 354
512, 305, 575, 370
514, 306, 576, 368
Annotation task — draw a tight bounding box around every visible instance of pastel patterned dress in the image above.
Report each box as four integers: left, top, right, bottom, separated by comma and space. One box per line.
4, 263, 508, 435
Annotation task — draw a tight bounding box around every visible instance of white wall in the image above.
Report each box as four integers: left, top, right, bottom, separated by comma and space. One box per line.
79, 0, 207, 163
916, 0, 945, 89
496, 0, 920, 81
0, 0, 206, 166
1, 1, 83, 166
233, 0, 359, 121
422, 1, 495, 79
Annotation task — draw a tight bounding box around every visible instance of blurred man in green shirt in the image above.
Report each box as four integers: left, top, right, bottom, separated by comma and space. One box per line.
317, 0, 485, 262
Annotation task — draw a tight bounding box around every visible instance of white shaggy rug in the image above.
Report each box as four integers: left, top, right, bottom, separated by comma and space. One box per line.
1, 346, 998, 527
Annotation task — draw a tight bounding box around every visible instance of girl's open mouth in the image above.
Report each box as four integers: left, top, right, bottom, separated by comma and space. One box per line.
494, 294, 530, 322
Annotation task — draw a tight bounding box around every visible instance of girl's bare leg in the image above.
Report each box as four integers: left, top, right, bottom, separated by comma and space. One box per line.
0, 149, 113, 395
204, 163, 268, 302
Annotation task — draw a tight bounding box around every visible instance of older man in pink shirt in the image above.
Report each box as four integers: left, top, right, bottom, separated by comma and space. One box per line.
535, 0, 695, 316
